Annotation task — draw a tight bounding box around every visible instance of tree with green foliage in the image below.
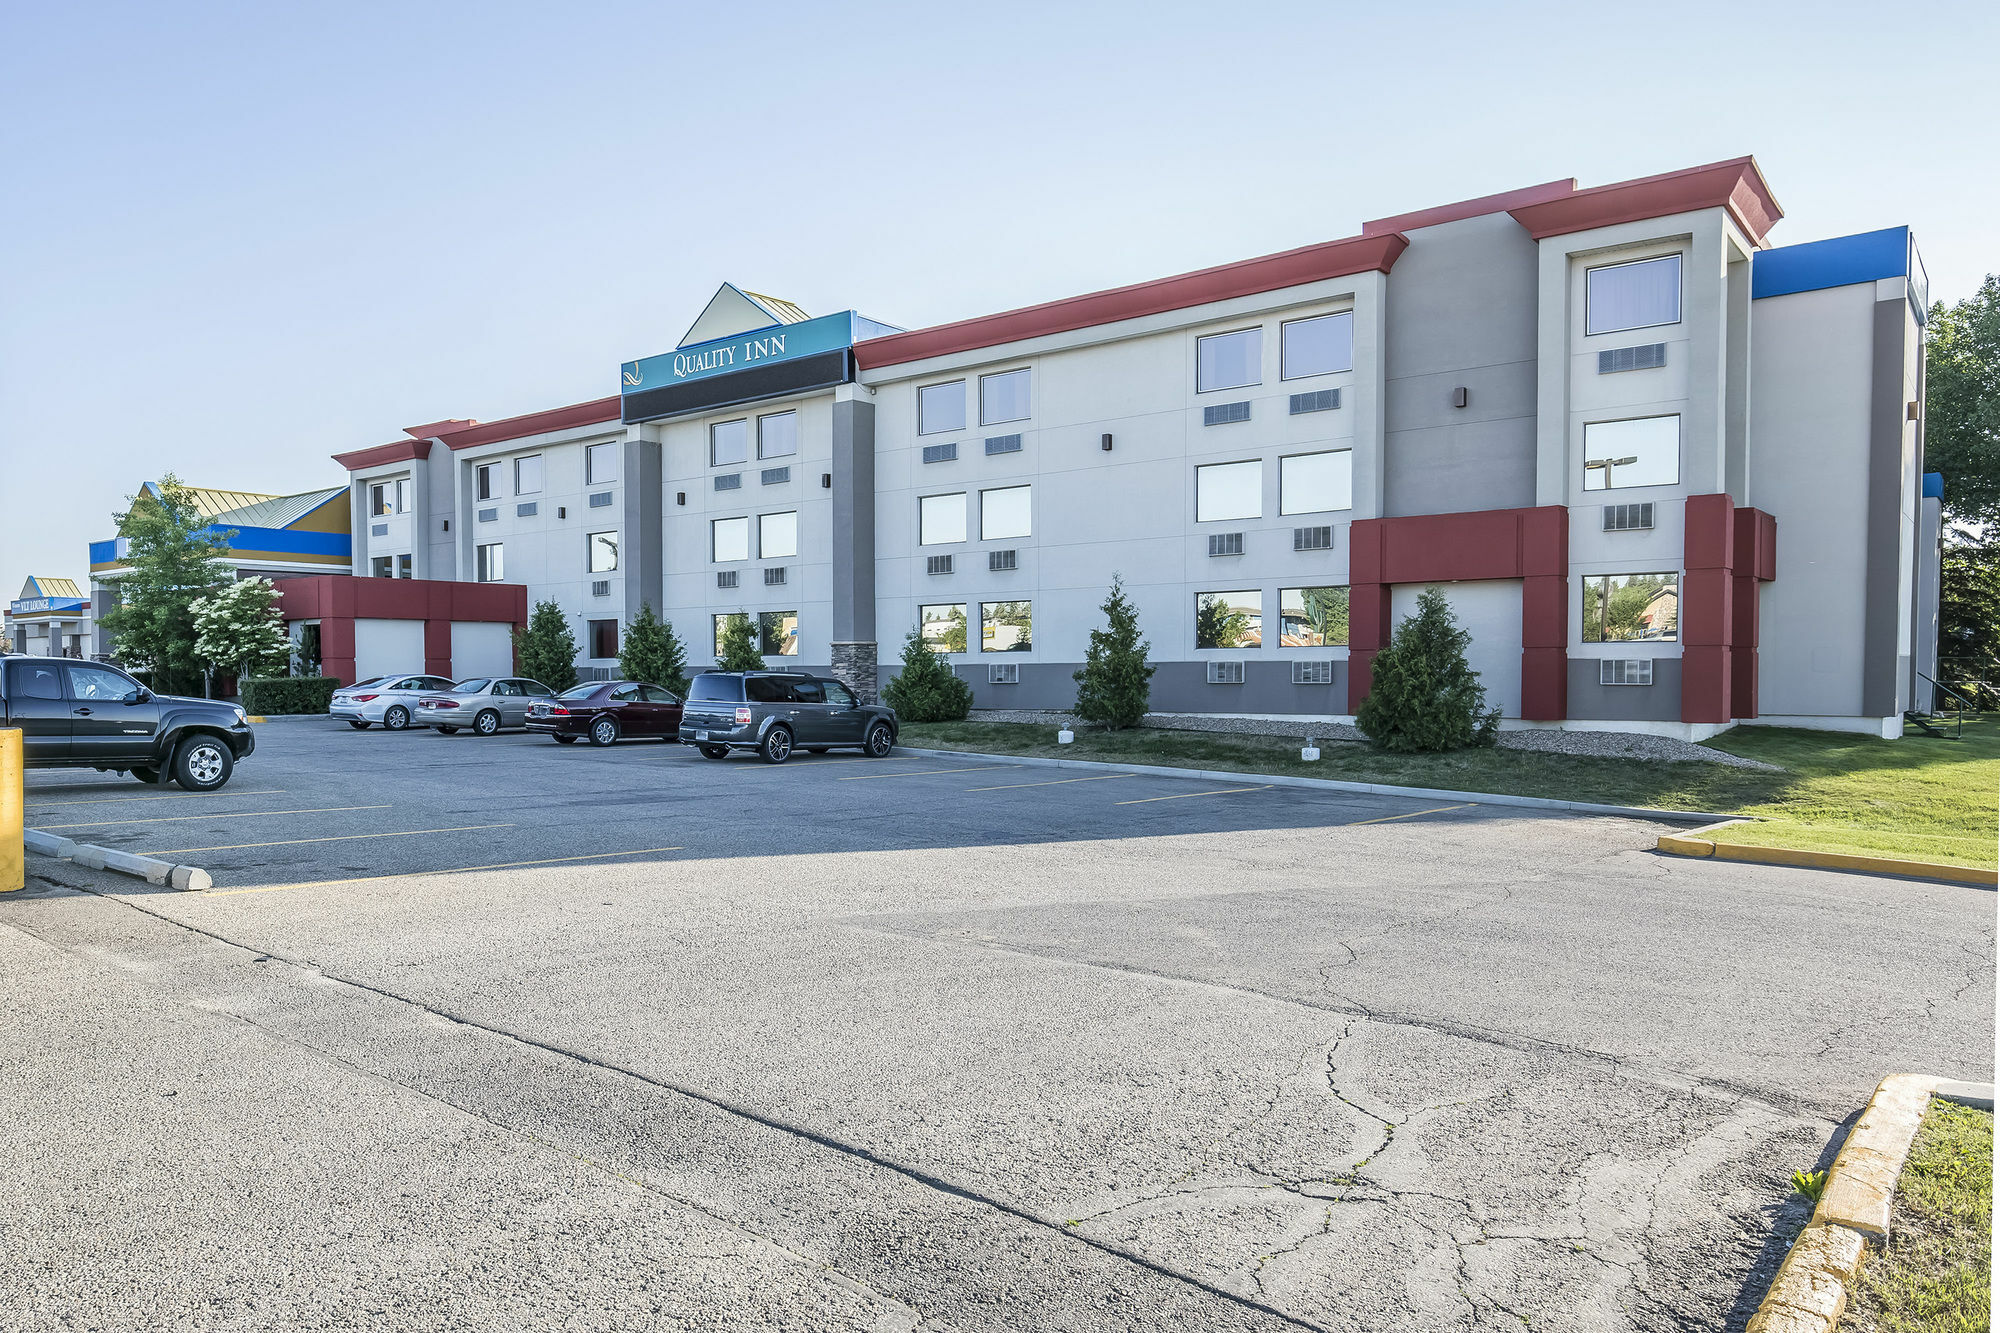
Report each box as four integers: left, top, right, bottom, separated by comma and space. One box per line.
1195, 593, 1252, 649
714, 611, 764, 671
1940, 546, 2000, 702
191, 576, 293, 688
618, 601, 689, 696
515, 600, 579, 692
882, 623, 974, 721
1355, 586, 1500, 752
1926, 276, 2000, 534
99, 474, 233, 694
1073, 575, 1154, 729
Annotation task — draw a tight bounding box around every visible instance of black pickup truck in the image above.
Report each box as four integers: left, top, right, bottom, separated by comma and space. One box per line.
0, 654, 255, 791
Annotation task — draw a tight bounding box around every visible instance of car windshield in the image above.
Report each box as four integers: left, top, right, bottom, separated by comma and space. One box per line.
688, 674, 743, 702
448, 679, 493, 694
555, 683, 602, 701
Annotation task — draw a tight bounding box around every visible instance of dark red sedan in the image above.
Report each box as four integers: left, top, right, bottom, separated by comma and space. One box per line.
524, 681, 683, 746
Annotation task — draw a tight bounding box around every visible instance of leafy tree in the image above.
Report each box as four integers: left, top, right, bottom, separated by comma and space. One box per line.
191, 576, 293, 687
1940, 546, 2000, 693
1355, 586, 1500, 752
515, 600, 579, 692
619, 601, 689, 696
1073, 575, 1154, 729
1195, 593, 1252, 649
99, 474, 232, 693
1925, 276, 2000, 533
715, 611, 764, 671
882, 623, 974, 721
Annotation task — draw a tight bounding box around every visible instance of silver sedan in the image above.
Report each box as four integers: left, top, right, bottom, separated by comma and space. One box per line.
416, 677, 556, 735
329, 674, 456, 730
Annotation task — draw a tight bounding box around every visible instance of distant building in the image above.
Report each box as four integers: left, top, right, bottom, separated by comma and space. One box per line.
4, 577, 91, 657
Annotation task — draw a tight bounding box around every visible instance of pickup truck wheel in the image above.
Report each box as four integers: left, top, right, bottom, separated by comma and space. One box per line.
383, 706, 411, 731
130, 767, 161, 785
588, 716, 619, 747
699, 744, 730, 759
863, 722, 895, 758
348, 721, 371, 730
474, 709, 501, 736
758, 726, 794, 764
173, 737, 233, 792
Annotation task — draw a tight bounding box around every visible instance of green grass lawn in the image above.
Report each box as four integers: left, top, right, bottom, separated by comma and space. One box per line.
897, 715, 1999, 870
1842, 1099, 1993, 1333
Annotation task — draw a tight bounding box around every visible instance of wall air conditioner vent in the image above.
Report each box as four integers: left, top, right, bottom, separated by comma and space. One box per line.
1292, 659, 1334, 685
714, 473, 742, 490
984, 434, 1022, 455
1203, 401, 1251, 426
921, 442, 958, 464
763, 566, 787, 586
989, 549, 1018, 572
589, 491, 614, 508
1207, 532, 1244, 557
926, 554, 954, 576
1293, 525, 1333, 551
1598, 343, 1668, 374
716, 570, 739, 589
1600, 658, 1654, 686
1289, 389, 1341, 415
370, 523, 388, 537
516, 502, 537, 517
1206, 660, 1245, 684
761, 467, 790, 485
987, 663, 1019, 684
477, 508, 497, 523
591, 580, 611, 597
1602, 502, 1656, 531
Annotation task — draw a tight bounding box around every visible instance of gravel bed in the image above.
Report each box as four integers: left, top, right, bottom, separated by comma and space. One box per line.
960, 709, 1780, 770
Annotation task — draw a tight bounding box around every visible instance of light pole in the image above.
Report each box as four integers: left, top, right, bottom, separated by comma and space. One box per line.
1584, 455, 1639, 490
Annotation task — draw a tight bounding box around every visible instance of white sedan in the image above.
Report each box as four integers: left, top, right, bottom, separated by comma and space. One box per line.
329, 674, 456, 731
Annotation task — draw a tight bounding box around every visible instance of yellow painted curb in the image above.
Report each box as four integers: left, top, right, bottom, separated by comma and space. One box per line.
247, 716, 268, 724
1657, 820, 1997, 887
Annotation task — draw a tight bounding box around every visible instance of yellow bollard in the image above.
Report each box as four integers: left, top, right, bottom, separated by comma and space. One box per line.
0, 729, 21, 892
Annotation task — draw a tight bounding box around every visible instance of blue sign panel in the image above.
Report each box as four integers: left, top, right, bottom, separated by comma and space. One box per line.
9, 597, 85, 616
621, 312, 865, 397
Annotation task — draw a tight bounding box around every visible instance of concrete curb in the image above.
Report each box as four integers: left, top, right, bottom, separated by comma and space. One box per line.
1746, 1075, 1996, 1333
23, 828, 212, 891
1658, 820, 1997, 887
895, 748, 1732, 823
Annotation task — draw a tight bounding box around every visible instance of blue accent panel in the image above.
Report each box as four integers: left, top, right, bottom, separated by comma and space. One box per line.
89, 539, 119, 563
214, 525, 351, 556
9, 597, 86, 616
1753, 226, 1909, 300
1923, 472, 1944, 499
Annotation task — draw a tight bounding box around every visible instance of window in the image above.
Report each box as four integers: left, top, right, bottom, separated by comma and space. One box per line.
476, 543, 504, 582
979, 369, 1031, 425
609, 683, 642, 702
980, 485, 1032, 541
588, 531, 618, 573
512, 454, 542, 495
1281, 313, 1354, 380
1279, 451, 1352, 515
712, 613, 750, 657
759, 610, 799, 656
476, 463, 497, 501
711, 419, 749, 467
372, 556, 393, 578
980, 600, 1032, 653
712, 516, 750, 562
920, 492, 967, 546
586, 442, 619, 485
369, 483, 392, 517
588, 619, 619, 659
1197, 327, 1262, 392
396, 553, 412, 579
920, 603, 969, 654
1585, 254, 1681, 336
757, 411, 797, 459
642, 684, 680, 704
919, 380, 966, 435
67, 663, 140, 702
396, 478, 410, 514
759, 511, 798, 559
823, 681, 856, 708
1196, 590, 1263, 649
1582, 416, 1680, 491
1196, 459, 1262, 522
1581, 573, 1680, 643
745, 676, 790, 702
1280, 587, 1349, 647
9, 661, 62, 700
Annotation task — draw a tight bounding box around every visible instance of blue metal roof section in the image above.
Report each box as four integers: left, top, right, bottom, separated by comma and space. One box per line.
1752, 226, 1915, 301
1923, 472, 1944, 499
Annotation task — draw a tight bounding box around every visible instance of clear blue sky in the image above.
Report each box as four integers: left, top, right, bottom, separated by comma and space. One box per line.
3, 1, 1994, 586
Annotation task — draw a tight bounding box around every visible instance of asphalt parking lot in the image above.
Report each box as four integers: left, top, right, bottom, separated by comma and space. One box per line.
3, 719, 1993, 1332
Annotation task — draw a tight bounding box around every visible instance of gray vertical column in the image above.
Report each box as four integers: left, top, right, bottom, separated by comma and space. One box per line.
830, 392, 878, 701
622, 434, 662, 626
408, 459, 431, 580
348, 478, 369, 576
1861, 298, 1911, 719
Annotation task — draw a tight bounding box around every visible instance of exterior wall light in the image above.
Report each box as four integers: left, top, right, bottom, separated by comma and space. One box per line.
676, 492, 686, 506
1101, 433, 1114, 451
1451, 387, 1469, 409
822, 473, 833, 488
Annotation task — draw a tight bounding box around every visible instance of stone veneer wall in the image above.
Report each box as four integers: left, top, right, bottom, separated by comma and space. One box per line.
830, 640, 879, 705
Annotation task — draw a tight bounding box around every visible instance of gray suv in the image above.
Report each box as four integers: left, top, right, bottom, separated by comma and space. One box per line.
679, 671, 897, 764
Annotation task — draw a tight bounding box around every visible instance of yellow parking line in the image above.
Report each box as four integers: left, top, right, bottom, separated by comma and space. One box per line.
837, 765, 1018, 781
39, 804, 391, 831
1115, 784, 1273, 806
1346, 802, 1476, 826
964, 774, 1137, 792
204, 845, 686, 897
26, 789, 287, 810
139, 824, 517, 856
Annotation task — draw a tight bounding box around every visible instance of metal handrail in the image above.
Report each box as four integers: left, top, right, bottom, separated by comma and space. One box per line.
1912, 671, 1967, 739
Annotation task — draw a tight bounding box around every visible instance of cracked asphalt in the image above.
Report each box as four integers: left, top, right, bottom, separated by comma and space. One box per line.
2, 721, 1992, 1331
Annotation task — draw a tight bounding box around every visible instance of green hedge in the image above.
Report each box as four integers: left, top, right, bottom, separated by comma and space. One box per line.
239, 676, 340, 716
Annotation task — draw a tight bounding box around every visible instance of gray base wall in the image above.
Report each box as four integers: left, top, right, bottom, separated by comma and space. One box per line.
880, 660, 1352, 715
1565, 658, 1682, 721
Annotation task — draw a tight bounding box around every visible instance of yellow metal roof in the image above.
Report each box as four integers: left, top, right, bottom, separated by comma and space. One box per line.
742, 290, 811, 325
140, 480, 281, 520
21, 576, 84, 599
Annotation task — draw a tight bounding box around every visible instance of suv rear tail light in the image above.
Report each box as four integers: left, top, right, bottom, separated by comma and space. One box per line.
734, 707, 752, 725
